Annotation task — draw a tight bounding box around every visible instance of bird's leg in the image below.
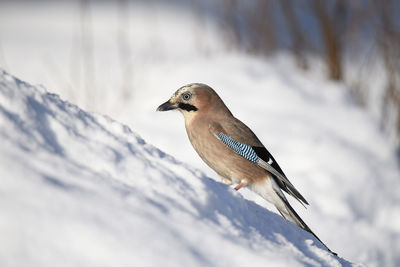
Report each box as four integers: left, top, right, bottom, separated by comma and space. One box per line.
234, 180, 248, 191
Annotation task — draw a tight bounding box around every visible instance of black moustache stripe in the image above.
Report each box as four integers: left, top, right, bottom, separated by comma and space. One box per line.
178, 103, 198, 112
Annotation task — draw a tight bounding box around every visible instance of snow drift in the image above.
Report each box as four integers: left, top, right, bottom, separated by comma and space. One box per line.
0, 70, 355, 266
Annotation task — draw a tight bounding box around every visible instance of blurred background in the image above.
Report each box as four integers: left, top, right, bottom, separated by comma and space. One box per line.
1, 1, 400, 265
1, 0, 399, 158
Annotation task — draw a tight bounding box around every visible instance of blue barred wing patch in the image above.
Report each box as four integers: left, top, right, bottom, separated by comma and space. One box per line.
216, 133, 259, 162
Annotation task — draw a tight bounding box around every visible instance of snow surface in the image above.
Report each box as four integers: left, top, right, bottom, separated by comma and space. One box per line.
0, 70, 355, 266
1, 1, 400, 266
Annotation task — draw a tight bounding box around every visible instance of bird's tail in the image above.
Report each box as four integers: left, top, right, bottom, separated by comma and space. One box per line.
276, 194, 337, 256
250, 178, 337, 255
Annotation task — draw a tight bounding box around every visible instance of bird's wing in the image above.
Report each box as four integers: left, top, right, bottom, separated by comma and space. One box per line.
209, 120, 309, 206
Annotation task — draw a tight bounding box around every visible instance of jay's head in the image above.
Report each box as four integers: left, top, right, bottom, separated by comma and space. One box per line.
157, 83, 231, 118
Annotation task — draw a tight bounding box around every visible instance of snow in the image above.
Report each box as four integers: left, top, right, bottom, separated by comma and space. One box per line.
1, 1, 400, 266
136, 54, 400, 265
0, 69, 354, 266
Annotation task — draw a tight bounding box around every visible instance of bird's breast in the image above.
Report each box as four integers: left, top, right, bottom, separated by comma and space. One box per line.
185, 120, 266, 184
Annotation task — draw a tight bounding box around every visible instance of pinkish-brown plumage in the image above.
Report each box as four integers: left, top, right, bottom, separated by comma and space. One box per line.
157, 83, 336, 255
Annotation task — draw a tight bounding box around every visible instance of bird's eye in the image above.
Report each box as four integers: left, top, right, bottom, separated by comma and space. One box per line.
182, 92, 192, 101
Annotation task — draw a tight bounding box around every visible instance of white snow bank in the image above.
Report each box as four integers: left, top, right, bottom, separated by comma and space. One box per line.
1, 0, 399, 265
137, 53, 400, 267
0, 70, 355, 266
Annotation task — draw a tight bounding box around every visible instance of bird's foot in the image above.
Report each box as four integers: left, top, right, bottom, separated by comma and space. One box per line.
234, 181, 247, 191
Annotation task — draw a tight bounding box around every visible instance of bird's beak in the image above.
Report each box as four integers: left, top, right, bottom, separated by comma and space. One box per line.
156, 100, 178, 111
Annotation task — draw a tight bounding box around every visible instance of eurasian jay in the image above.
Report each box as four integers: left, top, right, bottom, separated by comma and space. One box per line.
157, 83, 336, 255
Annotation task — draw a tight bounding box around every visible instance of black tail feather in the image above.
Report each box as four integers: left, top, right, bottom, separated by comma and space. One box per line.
277, 195, 337, 256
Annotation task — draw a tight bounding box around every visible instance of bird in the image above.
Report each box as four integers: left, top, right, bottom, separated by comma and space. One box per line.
157, 83, 336, 256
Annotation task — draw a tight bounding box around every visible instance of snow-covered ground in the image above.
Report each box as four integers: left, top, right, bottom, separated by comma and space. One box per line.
0, 70, 353, 266
1, 1, 400, 266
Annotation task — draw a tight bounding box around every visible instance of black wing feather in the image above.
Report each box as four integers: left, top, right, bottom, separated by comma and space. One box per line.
252, 146, 309, 205
252, 146, 287, 177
